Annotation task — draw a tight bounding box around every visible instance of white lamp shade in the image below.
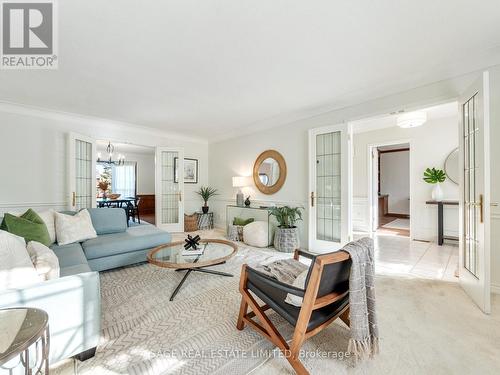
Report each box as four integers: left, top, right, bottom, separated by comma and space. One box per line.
232, 176, 252, 187
397, 111, 427, 128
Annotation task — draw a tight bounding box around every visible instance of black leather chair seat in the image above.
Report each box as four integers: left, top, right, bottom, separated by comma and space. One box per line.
247, 276, 349, 332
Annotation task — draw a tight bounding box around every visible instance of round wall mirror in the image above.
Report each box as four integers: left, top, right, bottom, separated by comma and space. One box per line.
444, 148, 459, 185
253, 150, 287, 194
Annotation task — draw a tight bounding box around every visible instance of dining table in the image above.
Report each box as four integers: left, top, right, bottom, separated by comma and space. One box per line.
97, 197, 135, 208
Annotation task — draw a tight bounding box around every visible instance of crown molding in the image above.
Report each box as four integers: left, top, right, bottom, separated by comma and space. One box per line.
0, 100, 208, 145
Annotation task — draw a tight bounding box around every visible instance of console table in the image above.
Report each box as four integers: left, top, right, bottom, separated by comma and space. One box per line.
425, 200, 459, 245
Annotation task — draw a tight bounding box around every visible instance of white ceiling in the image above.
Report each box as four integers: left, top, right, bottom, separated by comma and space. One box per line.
1, 1, 500, 142
351, 101, 458, 133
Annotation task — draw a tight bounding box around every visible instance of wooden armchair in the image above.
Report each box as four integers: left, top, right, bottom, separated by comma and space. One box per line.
237, 249, 352, 375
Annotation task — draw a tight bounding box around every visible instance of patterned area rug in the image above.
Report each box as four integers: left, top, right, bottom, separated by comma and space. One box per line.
76, 239, 500, 375
78, 244, 299, 375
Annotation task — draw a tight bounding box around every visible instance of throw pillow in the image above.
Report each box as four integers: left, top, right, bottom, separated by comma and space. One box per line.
0, 230, 41, 290
4, 209, 57, 245
233, 217, 255, 226
55, 209, 97, 246
1, 209, 51, 246
255, 258, 309, 307
26, 241, 60, 281
284, 269, 309, 307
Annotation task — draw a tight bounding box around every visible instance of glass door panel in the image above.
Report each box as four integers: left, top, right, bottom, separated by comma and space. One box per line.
459, 71, 490, 314
309, 124, 350, 252
156, 147, 184, 232
68, 133, 96, 210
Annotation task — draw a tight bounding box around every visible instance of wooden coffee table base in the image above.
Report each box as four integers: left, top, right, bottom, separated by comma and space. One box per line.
171, 260, 233, 301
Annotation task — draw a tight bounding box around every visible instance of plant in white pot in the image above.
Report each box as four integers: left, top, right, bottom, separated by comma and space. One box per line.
270, 206, 303, 253
423, 167, 446, 201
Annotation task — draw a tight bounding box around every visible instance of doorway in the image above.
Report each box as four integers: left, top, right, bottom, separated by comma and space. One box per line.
372, 143, 410, 237
96, 140, 156, 225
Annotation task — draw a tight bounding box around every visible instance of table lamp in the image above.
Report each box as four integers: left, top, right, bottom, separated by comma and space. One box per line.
232, 176, 251, 207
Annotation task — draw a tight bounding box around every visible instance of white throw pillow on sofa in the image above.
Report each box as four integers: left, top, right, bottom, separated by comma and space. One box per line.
0, 230, 40, 290
55, 209, 97, 246
243, 221, 270, 248
27, 241, 60, 281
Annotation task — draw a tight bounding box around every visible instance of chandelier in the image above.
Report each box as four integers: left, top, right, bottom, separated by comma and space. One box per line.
97, 142, 125, 165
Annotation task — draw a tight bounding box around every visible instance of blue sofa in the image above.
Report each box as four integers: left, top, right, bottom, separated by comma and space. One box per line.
0, 208, 171, 365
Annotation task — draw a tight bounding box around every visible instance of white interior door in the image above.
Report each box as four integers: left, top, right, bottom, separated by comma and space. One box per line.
309, 124, 351, 252
371, 147, 379, 232
155, 147, 184, 232
68, 133, 96, 210
458, 71, 491, 313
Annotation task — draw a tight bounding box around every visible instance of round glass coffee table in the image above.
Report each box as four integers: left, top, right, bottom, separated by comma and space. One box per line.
147, 239, 238, 301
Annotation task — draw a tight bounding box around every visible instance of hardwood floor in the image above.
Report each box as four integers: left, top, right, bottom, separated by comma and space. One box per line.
377, 215, 410, 237
141, 213, 155, 225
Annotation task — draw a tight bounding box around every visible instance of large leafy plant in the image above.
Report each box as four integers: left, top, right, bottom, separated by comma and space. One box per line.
270, 206, 303, 228
196, 186, 218, 205
423, 168, 446, 184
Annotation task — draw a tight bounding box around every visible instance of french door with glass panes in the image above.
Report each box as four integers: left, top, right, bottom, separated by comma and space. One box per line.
459, 71, 491, 313
155, 147, 184, 232
309, 124, 351, 252
68, 133, 96, 210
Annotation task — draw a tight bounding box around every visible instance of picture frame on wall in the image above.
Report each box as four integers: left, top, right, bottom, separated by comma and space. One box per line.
174, 157, 198, 184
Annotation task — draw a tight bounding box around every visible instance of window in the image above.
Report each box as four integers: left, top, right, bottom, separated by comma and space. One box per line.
96, 162, 137, 198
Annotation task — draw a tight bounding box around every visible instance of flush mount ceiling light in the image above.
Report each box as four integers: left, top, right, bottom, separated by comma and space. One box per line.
397, 111, 427, 128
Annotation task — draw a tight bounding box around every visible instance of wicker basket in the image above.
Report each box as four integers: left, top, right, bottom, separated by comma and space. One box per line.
184, 213, 199, 232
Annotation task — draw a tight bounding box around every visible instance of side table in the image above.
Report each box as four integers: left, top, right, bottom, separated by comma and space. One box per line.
0, 308, 50, 374
197, 212, 214, 230
425, 200, 459, 245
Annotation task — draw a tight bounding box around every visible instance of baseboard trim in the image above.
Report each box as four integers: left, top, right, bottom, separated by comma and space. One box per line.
491, 283, 500, 295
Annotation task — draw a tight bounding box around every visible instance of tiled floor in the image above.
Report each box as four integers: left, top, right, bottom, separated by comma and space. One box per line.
355, 231, 458, 282
180, 228, 459, 283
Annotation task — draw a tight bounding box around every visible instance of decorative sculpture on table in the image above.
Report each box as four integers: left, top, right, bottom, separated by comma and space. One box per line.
184, 235, 201, 251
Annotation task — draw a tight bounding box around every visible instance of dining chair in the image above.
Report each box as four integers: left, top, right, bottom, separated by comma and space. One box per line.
126, 197, 141, 224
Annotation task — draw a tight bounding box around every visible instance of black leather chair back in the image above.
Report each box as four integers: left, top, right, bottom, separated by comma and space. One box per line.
305, 253, 351, 298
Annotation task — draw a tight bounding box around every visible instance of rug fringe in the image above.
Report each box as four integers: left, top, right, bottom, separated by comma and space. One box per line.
348, 336, 379, 360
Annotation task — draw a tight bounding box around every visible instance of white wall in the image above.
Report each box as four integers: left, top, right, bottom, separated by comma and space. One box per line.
209, 72, 479, 248
380, 150, 410, 215
0, 105, 208, 217
353, 116, 459, 241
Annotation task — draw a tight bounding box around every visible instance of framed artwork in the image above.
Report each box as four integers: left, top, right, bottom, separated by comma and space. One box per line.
174, 157, 198, 184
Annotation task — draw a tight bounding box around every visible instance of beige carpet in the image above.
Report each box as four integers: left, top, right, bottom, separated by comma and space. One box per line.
253, 276, 500, 374
52, 238, 500, 375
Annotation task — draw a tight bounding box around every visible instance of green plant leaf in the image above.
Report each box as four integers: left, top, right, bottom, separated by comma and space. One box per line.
423, 167, 446, 184
270, 206, 303, 228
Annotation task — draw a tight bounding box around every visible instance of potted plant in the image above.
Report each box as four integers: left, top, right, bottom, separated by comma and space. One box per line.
270, 206, 303, 252
423, 167, 446, 201
196, 186, 218, 213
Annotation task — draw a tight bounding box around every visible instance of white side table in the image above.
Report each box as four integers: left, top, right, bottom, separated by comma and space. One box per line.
0, 308, 50, 375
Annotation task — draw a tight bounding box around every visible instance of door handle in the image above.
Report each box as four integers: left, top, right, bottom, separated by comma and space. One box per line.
179, 192, 182, 202
72, 192, 76, 207
310, 192, 315, 207
476, 194, 484, 223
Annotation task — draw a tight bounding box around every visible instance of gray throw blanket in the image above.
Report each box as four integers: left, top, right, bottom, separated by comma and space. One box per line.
343, 237, 379, 358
